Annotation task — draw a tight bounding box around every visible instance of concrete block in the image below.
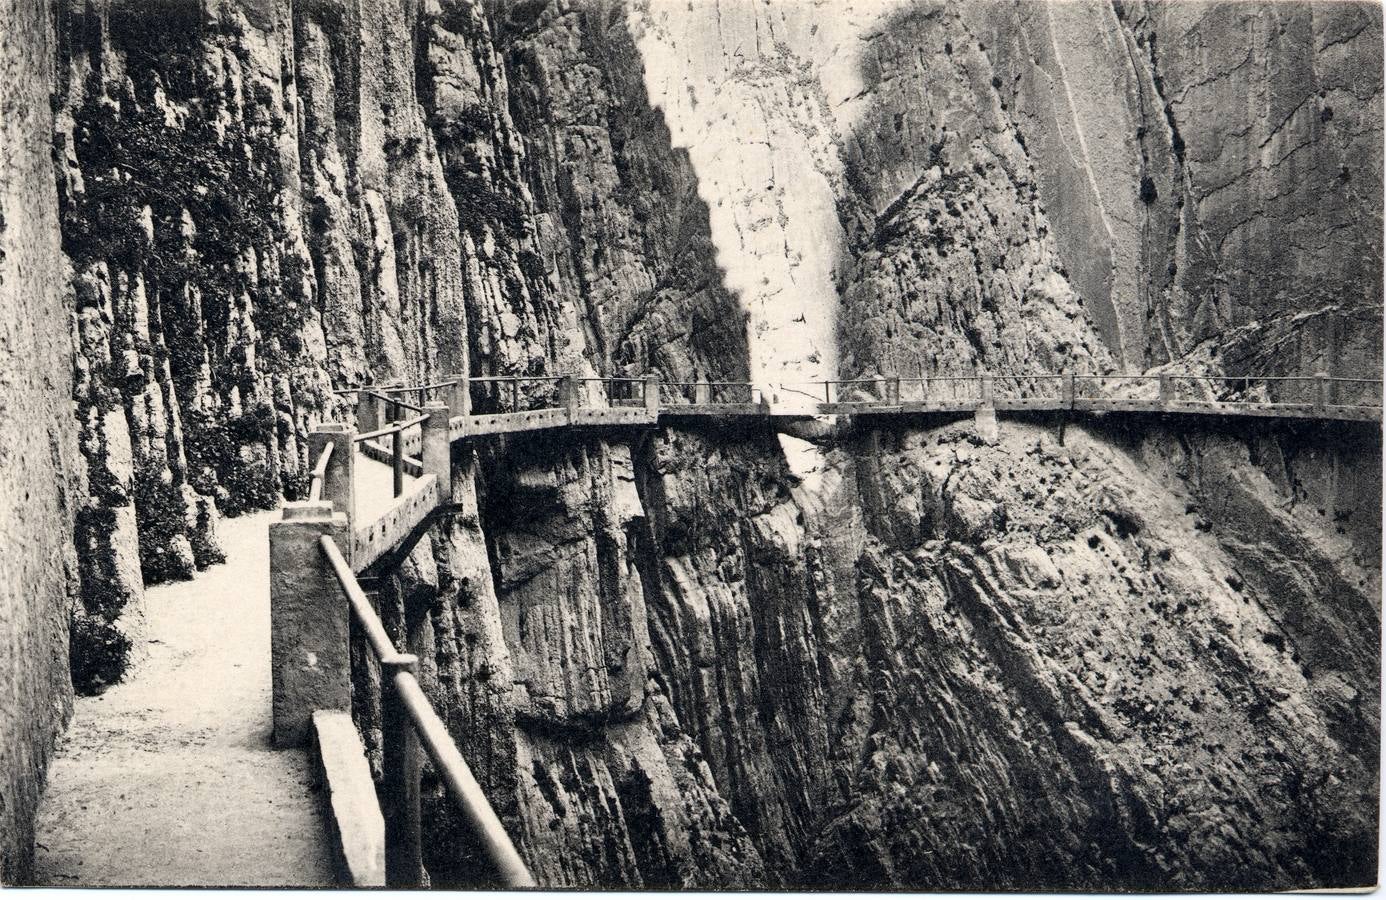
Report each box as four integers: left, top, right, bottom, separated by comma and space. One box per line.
310, 711, 385, 888
270, 501, 352, 748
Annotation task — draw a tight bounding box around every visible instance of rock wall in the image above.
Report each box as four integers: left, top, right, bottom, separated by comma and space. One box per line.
0, 0, 79, 882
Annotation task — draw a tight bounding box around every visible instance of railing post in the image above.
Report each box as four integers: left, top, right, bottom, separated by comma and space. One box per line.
356, 391, 380, 433
392, 430, 405, 498
445, 374, 470, 438
308, 424, 356, 535
873, 375, 888, 405
644, 374, 661, 419
421, 402, 451, 500
269, 501, 352, 748
891, 376, 902, 405
1316, 371, 1332, 412
1159, 373, 1174, 407
559, 375, 579, 420
695, 379, 711, 405
1062, 373, 1075, 409
381, 654, 424, 888
980, 374, 994, 407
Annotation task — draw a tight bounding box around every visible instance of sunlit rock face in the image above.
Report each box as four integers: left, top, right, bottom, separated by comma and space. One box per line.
18, 0, 1380, 890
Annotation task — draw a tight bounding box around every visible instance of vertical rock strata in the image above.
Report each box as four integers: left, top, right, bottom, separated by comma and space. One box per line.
0, 0, 78, 881
15, 0, 1380, 890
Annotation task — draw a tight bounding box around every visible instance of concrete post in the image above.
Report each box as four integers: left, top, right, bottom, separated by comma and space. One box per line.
644, 374, 661, 419
382, 654, 423, 888
307, 424, 356, 534
1062, 374, 1075, 409
1159, 374, 1175, 407
980, 374, 995, 407
270, 501, 352, 748
695, 380, 711, 405
444, 374, 470, 439
446, 374, 471, 418
891, 376, 902, 405
1315, 371, 1331, 412
559, 375, 579, 417
873, 376, 889, 405
356, 391, 380, 433
421, 401, 451, 500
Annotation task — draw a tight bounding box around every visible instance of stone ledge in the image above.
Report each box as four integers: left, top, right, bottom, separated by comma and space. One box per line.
310, 710, 385, 888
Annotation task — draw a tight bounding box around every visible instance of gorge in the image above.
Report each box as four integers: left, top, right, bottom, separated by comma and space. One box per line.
0, 0, 1380, 889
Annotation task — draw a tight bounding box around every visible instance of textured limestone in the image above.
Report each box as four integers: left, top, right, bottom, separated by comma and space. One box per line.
0, 0, 78, 881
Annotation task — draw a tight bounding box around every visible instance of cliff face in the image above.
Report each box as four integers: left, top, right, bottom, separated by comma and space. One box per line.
0, 0, 78, 882
20, 0, 1382, 890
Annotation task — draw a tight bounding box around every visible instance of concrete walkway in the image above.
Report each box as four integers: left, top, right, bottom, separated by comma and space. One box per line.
32, 507, 336, 887
31, 454, 409, 887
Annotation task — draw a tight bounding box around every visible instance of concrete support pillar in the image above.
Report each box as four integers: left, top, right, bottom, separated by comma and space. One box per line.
444, 374, 470, 439
559, 375, 579, 417
644, 374, 661, 419
421, 402, 451, 500
307, 424, 356, 532
695, 380, 711, 405
270, 501, 352, 748
1159, 374, 1175, 407
356, 391, 380, 433
446, 374, 471, 418
1062, 374, 1075, 409
980, 374, 994, 407
1316, 371, 1331, 412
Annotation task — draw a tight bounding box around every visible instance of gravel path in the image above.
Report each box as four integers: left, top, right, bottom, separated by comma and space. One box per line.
31, 507, 336, 888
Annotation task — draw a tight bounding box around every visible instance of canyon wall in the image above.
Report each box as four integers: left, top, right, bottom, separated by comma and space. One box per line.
5, 0, 1380, 889
0, 0, 78, 882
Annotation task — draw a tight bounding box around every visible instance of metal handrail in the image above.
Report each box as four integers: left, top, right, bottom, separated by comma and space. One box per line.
353, 413, 430, 444
320, 536, 535, 888
308, 442, 334, 502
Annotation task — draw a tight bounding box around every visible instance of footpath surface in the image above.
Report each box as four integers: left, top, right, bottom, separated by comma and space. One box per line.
31, 506, 336, 887
31, 455, 408, 887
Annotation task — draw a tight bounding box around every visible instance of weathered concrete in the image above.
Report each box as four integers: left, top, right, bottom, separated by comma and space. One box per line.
32, 510, 334, 888
269, 502, 352, 748
311, 710, 385, 888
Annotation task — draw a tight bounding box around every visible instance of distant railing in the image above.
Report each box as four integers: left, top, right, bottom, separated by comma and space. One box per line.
319, 536, 534, 889
308, 442, 334, 502
353, 413, 428, 498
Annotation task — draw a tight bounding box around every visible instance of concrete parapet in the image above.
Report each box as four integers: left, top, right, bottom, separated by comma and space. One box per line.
421, 403, 451, 501
270, 501, 352, 748
308, 424, 356, 533
311, 710, 385, 887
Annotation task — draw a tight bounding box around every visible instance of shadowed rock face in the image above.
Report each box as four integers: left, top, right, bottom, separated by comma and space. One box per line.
18, 0, 1380, 890
0, 0, 78, 882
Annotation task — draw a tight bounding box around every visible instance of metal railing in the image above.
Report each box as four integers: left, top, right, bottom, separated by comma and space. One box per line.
319, 535, 534, 889
353, 413, 428, 498
308, 442, 334, 502
662, 380, 762, 405
468, 375, 565, 416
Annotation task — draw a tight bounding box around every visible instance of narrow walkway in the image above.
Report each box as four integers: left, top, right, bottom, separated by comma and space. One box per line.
32, 508, 335, 887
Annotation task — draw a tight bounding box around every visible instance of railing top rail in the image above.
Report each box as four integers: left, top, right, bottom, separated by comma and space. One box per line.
376, 380, 458, 394
319, 534, 536, 888
320, 536, 396, 660
307, 442, 335, 502
468, 374, 566, 384
353, 413, 430, 443
390, 673, 536, 887
579, 376, 649, 384
665, 379, 754, 387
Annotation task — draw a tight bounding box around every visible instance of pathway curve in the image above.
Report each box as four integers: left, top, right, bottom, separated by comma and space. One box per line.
31, 507, 336, 887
